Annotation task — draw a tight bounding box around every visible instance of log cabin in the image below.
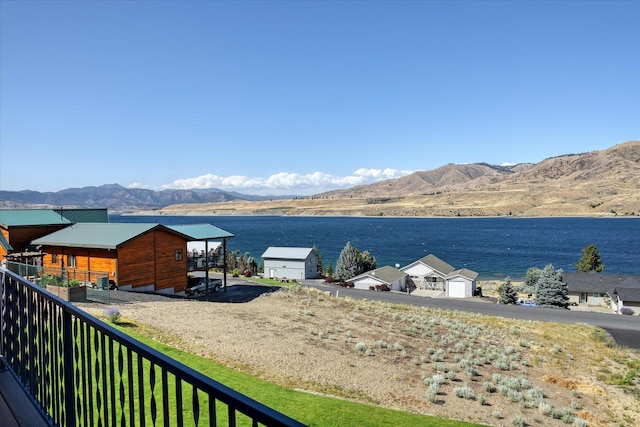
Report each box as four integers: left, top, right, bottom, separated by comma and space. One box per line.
32, 223, 193, 294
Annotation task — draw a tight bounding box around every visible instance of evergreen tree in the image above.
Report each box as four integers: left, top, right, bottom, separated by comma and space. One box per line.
499, 276, 518, 305
359, 250, 377, 272
312, 245, 324, 277
326, 262, 334, 277
575, 244, 605, 273
535, 264, 569, 309
335, 241, 361, 280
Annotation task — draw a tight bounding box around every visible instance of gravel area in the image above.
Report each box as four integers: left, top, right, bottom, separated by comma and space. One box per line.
75, 282, 639, 427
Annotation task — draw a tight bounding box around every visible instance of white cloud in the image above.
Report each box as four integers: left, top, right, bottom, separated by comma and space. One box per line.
501, 162, 517, 166
133, 168, 415, 196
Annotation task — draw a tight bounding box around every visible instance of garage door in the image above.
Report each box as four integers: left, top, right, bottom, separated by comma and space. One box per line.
448, 281, 467, 298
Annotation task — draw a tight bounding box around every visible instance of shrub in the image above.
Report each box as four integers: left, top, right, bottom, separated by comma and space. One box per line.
453, 385, 475, 400
103, 307, 121, 323
620, 307, 635, 315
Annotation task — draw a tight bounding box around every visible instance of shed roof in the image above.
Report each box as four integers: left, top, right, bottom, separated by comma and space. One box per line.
32, 223, 187, 250
167, 224, 234, 240
0, 209, 72, 227
447, 268, 479, 281
262, 247, 314, 260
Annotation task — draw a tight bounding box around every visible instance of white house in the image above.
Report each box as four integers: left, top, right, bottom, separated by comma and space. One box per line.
400, 254, 478, 298
445, 268, 479, 298
349, 266, 408, 292
400, 254, 455, 291
564, 273, 640, 314
261, 247, 319, 280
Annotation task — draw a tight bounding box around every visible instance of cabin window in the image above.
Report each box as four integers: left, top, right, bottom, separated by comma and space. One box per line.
579, 292, 587, 303
593, 293, 600, 304
175, 249, 183, 261
68, 255, 76, 268
52, 254, 58, 264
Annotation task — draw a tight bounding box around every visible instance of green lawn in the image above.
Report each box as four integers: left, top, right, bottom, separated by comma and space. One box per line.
117, 325, 485, 427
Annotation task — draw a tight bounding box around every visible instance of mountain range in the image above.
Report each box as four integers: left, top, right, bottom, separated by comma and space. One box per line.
2, 140, 639, 217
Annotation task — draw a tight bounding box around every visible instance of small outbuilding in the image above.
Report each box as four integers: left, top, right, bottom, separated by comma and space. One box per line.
261, 247, 319, 281
445, 268, 479, 298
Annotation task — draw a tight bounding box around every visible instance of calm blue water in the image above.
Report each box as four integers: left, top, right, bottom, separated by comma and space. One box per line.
110, 215, 640, 281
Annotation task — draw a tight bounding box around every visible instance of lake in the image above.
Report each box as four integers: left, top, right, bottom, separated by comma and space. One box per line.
110, 215, 640, 281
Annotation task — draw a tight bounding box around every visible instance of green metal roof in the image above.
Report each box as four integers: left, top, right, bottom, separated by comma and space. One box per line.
32, 223, 164, 249
0, 232, 12, 251
0, 209, 72, 227
168, 224, 234, 240
53, 208, 109, 223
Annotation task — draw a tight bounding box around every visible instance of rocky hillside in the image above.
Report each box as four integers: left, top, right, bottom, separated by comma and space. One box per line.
157, 140, 640, 217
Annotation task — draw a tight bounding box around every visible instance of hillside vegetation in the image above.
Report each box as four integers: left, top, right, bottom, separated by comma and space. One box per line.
156, 141, 640, 217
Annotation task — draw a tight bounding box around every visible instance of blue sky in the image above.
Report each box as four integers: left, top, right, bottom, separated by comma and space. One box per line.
1, 1, 638, 196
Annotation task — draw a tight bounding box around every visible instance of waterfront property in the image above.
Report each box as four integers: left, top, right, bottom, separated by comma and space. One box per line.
261, 247, 319, 281
0, 208, 109, 263
348, 265, 408, 291
400, 254, 479, 298
30, 222, 234, 295
564, 272, 640, 314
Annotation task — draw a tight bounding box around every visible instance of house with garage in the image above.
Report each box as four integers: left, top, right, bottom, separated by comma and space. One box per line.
399, 254, 478, 298
564, 273, 640, 314
348, 265, 408, 292
261, 247, 319, 281
400, 254, 454, 291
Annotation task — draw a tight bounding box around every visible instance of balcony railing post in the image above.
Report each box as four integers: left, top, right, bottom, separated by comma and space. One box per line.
62, 308, 76, 427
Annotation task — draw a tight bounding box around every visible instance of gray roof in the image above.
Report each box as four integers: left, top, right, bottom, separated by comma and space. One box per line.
563, 273, 639, 293
415, 254, 456, 275
353, 266, 408, 284
613, 287, 640, 303
261, 247, 314, 260
447, 268, 479, 281
0, 209, 72, 227
32, 223, 188, 249
168, 224, 234, 240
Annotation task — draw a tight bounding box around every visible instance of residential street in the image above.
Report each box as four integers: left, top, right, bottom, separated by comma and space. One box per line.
193, 272, 640, 350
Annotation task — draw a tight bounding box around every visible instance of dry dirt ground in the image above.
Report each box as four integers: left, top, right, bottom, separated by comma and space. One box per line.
77, 285, 639, 427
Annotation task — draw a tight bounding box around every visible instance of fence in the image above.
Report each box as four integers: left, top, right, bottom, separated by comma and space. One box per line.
0, 268, 306, 427
4, 261, 110, 304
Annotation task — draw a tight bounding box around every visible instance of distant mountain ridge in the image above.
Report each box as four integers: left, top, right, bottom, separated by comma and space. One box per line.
0, 184, 284, 211
2, 141, 639, 217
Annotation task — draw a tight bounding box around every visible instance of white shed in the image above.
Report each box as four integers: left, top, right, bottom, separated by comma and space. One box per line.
261, 247, 319, 280
445, 268, 479, 298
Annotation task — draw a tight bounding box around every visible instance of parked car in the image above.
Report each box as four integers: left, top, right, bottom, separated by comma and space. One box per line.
517, 298, 536, 307
186, 277, 222, 296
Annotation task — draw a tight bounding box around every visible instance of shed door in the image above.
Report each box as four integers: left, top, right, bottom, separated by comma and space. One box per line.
448, 281, 466, 298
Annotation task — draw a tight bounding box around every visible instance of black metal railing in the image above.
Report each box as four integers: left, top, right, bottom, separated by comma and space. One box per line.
0, 268, 306, 427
